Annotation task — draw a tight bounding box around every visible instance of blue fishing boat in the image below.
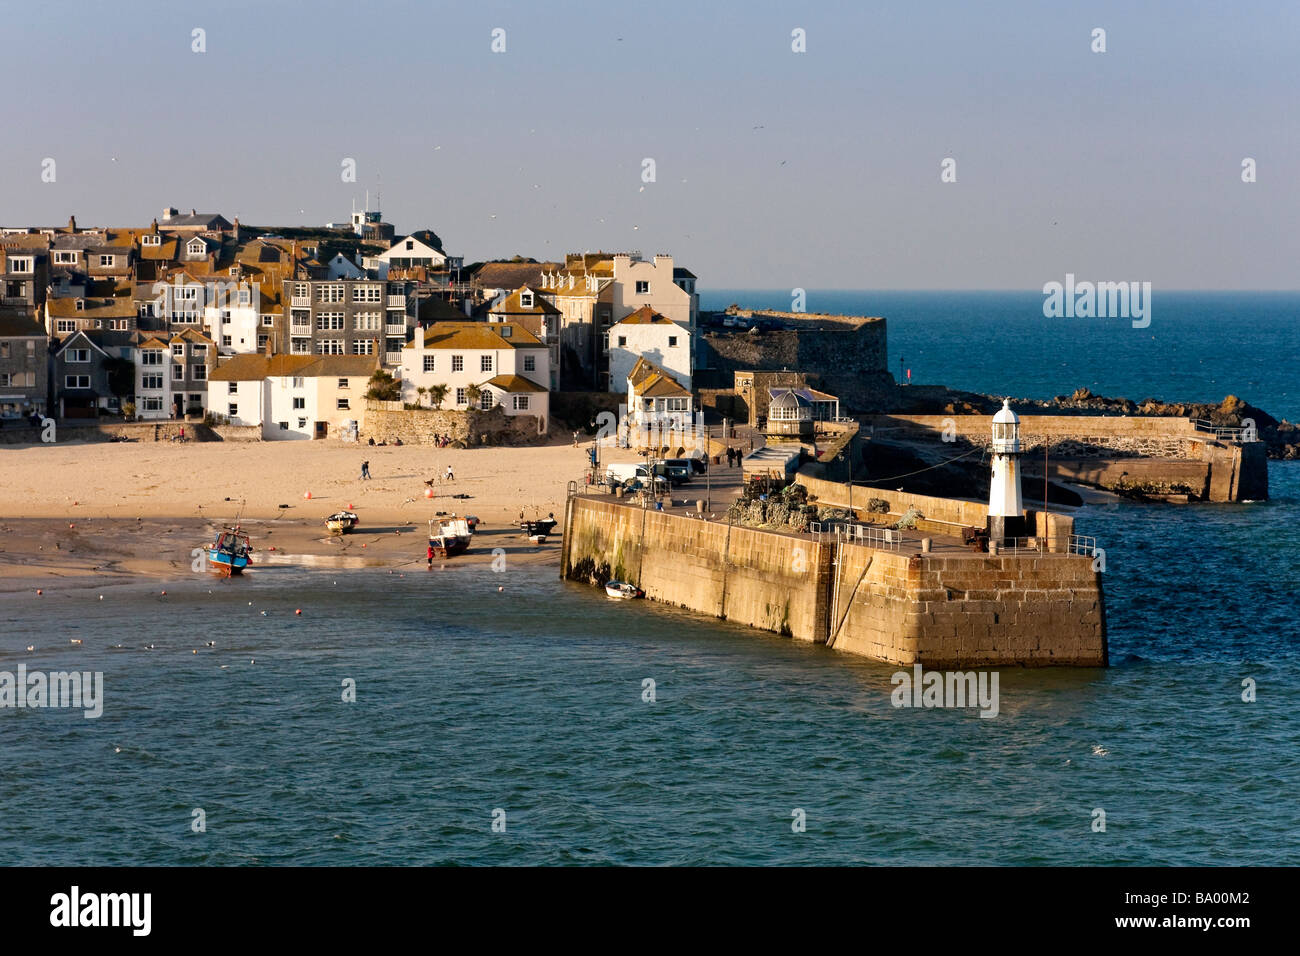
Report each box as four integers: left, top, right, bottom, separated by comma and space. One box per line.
207, 526, 252, 576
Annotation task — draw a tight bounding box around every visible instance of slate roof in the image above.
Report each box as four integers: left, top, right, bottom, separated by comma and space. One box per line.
414, 321, 544, 350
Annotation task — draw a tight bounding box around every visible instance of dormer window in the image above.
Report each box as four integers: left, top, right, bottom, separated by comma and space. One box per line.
98, 255, 114, 267
142, 235, 161, 247
53, 251, 76, 264
75, 299, 85, 311
501, 326, 512, 338
187, 239, 206, 254
520, 292, 533, 308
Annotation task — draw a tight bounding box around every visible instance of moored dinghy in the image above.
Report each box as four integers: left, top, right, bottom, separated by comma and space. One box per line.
604, 580, 644, 599
326, 510, 359, 534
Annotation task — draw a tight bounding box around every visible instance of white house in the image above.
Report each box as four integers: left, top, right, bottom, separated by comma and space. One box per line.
326, 253, 366, 280
606, 306, 691, 394
377, 232, 448, 276
207, 352, 377, 439
399, 321, 550, 430
626, 357, 693, 428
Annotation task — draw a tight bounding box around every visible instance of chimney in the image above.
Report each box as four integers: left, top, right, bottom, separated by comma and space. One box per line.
232, 217, 240, 241
163, 207, 176, 221
264, 335, 274, 357
68, 215, 77, 232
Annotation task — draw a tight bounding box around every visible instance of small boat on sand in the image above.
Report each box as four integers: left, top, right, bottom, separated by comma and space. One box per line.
428, 534, 468, 559
207, 526, 252, 576
605, 580, 644, 599
520, 514, 558, 537
326, 511, 359, 534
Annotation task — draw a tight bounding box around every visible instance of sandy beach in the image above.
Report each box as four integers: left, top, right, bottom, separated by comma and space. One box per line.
0, 438, 629, 590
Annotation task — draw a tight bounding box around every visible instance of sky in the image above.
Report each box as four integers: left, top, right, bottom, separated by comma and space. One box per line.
2, 0, 1297, 290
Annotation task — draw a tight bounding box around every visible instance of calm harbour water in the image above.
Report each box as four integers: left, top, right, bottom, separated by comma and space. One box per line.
1, 292, 1297, 865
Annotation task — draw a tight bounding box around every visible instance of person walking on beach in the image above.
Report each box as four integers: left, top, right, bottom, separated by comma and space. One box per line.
445, 464, 454, 481
573, 430, 579, 447
427, 543, 434, 568
360, 460, 371, 480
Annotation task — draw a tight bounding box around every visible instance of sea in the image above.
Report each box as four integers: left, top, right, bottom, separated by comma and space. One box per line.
1, 291, 1297, 866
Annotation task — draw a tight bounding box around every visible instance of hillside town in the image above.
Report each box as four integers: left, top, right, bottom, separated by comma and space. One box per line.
0, 204, 716, 442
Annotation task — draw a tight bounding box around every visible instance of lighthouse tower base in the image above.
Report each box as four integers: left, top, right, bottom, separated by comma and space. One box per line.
987, 514, 1031, 544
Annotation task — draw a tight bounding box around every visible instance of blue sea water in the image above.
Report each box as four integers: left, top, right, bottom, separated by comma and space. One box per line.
701, 290, 1300, 423
1, 292, 1297, 866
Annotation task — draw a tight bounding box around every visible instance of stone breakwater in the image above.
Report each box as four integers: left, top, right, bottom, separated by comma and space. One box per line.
561, 496, 1106, 668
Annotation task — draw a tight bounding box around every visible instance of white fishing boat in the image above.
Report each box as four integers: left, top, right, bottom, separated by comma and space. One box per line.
604, 580, 644, 599
326, 510, 359, 534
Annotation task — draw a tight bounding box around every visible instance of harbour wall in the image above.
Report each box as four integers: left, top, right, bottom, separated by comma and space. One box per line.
867, 414, 1267, 501
562, 495, 1106, 667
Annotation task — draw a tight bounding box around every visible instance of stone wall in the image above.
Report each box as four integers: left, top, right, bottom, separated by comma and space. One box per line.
830, 547, 1106, 667
363, 402, 546, 446
0, 420, 218, 444
563, 493, 1106, 667
870, 413, 1204, 458
562, 496, 832, 641
700, 314, 895, 412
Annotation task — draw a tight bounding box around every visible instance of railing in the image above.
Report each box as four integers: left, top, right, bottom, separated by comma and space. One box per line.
992, 536, 1047, 555
387, 296, 406, 308
1066, 534, 1098, 556
385, 323, 407, 335
810, 521, 903, 551
291, 296, 310, 307
384, 351, 403, 366
1191, 419, 1253, 442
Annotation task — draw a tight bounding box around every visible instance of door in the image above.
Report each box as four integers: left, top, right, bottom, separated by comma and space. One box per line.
314, 421, 328, 439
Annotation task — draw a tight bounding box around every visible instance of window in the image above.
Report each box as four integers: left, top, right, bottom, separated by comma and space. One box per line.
262, 314, 274, 326
292, 377, 304, 388
75, 299, 85, 311
0, 373, 9, 386
258, 334, 269, 350
172, 365, 185, 381
354, 312, 380, 331
57, 320, 76, 334
141, 235, 161, 247
617, 336, 627, 348
65, 375, 90, 389
220, 311, 230, 325
318, 285, 345, 303
68, 348, 90, 363
0, 343, 6, 358
668, 336, 678, 347
451, 355, 463, 372
192, 344, 206, 356
512, 395, 530, 410
98, 255, 115, 268
142, 397, 163, 411
297, 417, 307, 429
291, 339, 311, 355
480, 355, 493, 372
316, 340, 344, 355
480, 390, 494, 409
423, 355, 435, 373
520, 292, 533, 308
228, 382, 238, 394
222, 335, 232, 347
228, 403, 238, 417
405, 240, 414, 250
316, 312, 345, 331
193, 365, 207, 380
190, 394, 202, 404
138, 303, 153, 318
337, 398, 350, 410
666, 398, 688, 412
337, 378, 349, 389
279, 422, 288, 431
9, 257, 33, 273
523, 355, 536, 372
455, 387, 466, 406
635, 280, 649, 294
110, 319, 128, 331
293, 397, 305, 410
141, 351, 162, 366
237, 288, 251, 306
500, 326, 512, 338
352, 340, 373, 355
54, 251, 77, 264
352, 285, 381, 302
172, 344, 184, 357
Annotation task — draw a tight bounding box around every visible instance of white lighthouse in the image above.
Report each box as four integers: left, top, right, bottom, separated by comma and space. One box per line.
987, 399, 1025, 543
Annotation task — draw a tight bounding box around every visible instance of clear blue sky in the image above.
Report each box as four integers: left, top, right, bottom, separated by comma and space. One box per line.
3, 0, 1296, 289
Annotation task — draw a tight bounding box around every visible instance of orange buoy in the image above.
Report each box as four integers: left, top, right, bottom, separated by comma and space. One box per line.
295, 609, 302, 616
161, 590, 166, 596
36, 589, 42, 595
347, 503, 354, 510
303, 491, 312, 500
424, 488, 434, 498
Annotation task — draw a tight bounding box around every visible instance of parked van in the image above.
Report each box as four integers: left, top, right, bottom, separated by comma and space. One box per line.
659, 459, 693, 484
605, 463, 668, 493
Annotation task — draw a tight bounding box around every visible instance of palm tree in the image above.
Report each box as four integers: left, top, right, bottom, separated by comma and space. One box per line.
464, 384, 482, 409
416, 386, 428, 407
427, 384, 448, 410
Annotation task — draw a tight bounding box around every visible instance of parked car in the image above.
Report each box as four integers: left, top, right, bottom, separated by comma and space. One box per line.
659, 459, 693, 484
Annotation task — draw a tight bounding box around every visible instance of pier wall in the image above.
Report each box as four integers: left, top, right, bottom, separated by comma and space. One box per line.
563, 496, 1106, 667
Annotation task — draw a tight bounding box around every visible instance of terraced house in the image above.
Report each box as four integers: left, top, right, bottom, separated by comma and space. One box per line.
399, 321, 550, 431
0, 309, 49, 419
277, 277, 413, 365
132, 328, 216, 419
